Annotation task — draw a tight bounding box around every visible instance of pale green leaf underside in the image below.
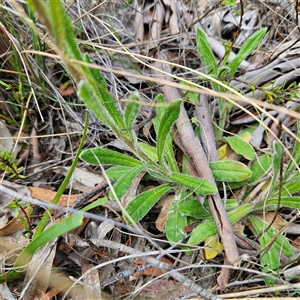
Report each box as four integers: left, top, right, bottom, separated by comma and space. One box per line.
125, 184, 172, 224
80, 148, 141, 167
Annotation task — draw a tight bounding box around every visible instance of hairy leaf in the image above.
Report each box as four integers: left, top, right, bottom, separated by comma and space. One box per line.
80, 148, 141, 167
124, 184, 172, 224
210, 160, 252, 182
229, 27, 267, 77
157, 99, 181, 165
249, 154, 271, 184
188, 204, 252, 245
166, 190, 187, 243
223, 136, 255, 160
109, 165, 145, 199
169, 172, 217, 195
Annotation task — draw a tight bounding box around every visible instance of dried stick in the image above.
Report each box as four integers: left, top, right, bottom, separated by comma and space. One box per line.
151, 55, 239, 278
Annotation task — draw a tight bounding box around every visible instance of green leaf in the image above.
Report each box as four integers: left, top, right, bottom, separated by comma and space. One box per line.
124, 91, 140, 129
154, 94, 167, 121
157, 99, 181, 165
169, 172, 217, 195
166, 190, 187, 243
179, 198, 211, 219
80, 148, 141, 167
196, 28, 218, 77
249, 154, 271, 184
82, 55, 128, 137
281, 173, 300, 196
228, 27, 268, 77
210, 160, 252, 182
164, 134, 179, 172
109, 165, 145, 199
47, 0, 82, 61
188, 204, 252, 244
179, 198, 238, 219
81, 197, 108, 212
260, 233, 278, 286
138, 142, 158, 161
269, 142, 283, 197
124, 184, 172, 224
180, 80, 200, 105
248, 215, 293, 256
284, 120, 300, 180
256, 196, 300, 210
0, 213, 84, 283
223, 136, 255, 160
105, 166, 132, 180
78, 80, 122, 136
34, 112, 89, 238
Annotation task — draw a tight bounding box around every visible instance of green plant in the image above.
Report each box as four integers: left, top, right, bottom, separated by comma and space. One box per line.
182, 27, 268, 140
20, 0, 300, 288
0, 112, 88, 283
0, 150, 24, 178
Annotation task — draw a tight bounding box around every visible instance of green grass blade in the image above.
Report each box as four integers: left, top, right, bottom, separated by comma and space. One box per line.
0, 212, 83, 283
33, 111, 88, 239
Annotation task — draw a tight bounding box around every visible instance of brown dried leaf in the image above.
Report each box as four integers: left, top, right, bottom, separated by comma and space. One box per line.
155, 194, 174, 232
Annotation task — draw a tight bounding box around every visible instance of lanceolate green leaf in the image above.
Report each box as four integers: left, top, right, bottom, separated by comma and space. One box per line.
109, 164, 145, 199
196, 28, 218, 77
256, 196, 300, 210
78, 80, 122, 136
138, 142, 158, 161
179, 198, 238, 219
260, 233, 278, 286
157, 99, 181, 165
164, 134, 179, 172
269, 142, 283, 197
83, 54, 128, 136
223, 136, 255, 160
0, 213, 84, 283
166, 190, 187, 243
284, 119, 300, 180
249, 154, 271, 184
281, 173, 300, 196
105, 166, 132, 180
123, 91, 140, 129
188, 204, 252, 245
124, 184, 172, 224
229, 27, 267, 77
210, 160, 252, 182
169, 172, 217, 195
248, 215, 293, 256
80, 148, 141, 167
48, 1, 82, 61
